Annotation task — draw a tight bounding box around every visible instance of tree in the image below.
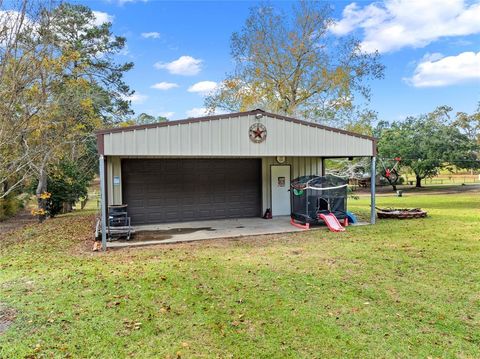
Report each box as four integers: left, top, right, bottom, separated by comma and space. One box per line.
374, 120, 402, 191
45, 160, 94, 217
453, 104, 480, 173
205, 0, 384, 127
345, 109, 377, 136
454, 103, 480, 143
0, 1, 133, 220
45, 3, 134, 125
118, 113, 169, 127
135, 113, 156, 124
32, 3, 133, 220
0, 2, 47, 199
377, 106, 478, 187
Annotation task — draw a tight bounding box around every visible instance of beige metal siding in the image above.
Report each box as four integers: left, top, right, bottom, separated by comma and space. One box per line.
103, 115, 373, 157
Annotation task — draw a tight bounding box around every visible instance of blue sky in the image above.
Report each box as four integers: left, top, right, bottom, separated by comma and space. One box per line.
82, 0, 480, 123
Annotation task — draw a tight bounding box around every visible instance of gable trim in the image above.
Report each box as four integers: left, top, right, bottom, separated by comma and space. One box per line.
96, 109, 375, 143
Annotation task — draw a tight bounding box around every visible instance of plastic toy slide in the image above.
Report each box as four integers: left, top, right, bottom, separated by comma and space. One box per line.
318, 213, 346, 232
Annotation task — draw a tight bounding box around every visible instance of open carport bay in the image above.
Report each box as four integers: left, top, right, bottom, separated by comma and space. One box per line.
106, 216, 368, 248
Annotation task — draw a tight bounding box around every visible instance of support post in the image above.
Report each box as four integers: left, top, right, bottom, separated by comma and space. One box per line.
99, 155, 107, 251
370, 156, 376, 224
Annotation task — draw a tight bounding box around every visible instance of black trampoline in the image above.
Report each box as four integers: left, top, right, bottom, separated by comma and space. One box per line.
290, 175, 349, 230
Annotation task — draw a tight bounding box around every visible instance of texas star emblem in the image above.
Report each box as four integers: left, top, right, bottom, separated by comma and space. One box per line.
249, 123, 267, 143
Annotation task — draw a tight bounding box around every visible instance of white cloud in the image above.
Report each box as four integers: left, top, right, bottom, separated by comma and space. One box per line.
185, 107, 227, 118
185, 107, 209, 117
123, 92, 148, 104
151, 82, 179, 90
187, 81, 218, 95
331, 0, 480, 53
406, 51, 480, 87
92, 11, 114, 26
420, 52, 445, 63
154, 56, 202, 76
450, 38, 473, 47
141, 32, 160, 39
159, 111, 175, 119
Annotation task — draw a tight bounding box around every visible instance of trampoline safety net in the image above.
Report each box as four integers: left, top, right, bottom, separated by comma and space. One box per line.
290, 175, 348, 224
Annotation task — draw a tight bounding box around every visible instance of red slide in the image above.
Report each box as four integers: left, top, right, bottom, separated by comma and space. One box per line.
318, 213, 345, 232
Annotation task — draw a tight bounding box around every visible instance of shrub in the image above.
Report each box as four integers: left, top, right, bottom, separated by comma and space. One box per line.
30, 160, 95, 219
46, 160, 93, 217
0, 196, 21, 221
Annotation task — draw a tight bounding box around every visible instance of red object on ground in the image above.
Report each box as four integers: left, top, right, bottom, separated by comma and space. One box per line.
318, 213, 346, 232
290, 217, 310, 230
263, 208, 272, 219
343, 217, 349, 227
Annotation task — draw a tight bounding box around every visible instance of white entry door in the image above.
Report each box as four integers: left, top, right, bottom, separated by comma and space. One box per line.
271, 165, 291, 216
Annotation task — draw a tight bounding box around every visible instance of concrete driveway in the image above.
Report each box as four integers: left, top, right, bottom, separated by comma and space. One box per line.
107, 216, 306, 248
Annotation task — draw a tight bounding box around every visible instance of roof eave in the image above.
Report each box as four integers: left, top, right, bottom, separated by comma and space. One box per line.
95, 109, 375, 142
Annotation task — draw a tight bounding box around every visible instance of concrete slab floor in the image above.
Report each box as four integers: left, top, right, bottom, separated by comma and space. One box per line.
107, 216, 369, 248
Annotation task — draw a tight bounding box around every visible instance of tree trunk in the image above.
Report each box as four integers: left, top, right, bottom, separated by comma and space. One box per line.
80, 195, 88, 210
36, 167, 48, 223
62, 202, 73, 213
415, 175, 422, 188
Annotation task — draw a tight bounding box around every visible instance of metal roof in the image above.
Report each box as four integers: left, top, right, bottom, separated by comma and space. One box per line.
97, 109, 376, 157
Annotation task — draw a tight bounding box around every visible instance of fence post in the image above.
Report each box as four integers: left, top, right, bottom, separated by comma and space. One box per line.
370, 157, 376, 225
99, 155, 107, 252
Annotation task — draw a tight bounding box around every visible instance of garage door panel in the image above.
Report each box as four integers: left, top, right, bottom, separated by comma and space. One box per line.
228, 209, 242, 217
198, 210, 211, 218
147, 209, 164, 218
213, 194, 226, 203
182, 201, 197, 209
182, 210, 196, 218
212, 209, 226, 217
122, 159, 261, 224
164, 211, 180, 221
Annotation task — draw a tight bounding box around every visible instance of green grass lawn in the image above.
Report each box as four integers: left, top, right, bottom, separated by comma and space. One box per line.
1, 191, 479, 358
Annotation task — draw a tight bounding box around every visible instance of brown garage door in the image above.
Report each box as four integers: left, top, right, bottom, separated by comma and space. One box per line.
122, 159, 262, 225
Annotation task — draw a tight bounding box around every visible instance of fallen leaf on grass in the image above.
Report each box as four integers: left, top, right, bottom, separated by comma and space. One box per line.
123, 319, 142, 331
159, 305, 171, 314
106, 301, 121, 308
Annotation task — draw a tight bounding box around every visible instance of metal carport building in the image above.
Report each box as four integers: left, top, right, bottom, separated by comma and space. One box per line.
96, 109, 376, 249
